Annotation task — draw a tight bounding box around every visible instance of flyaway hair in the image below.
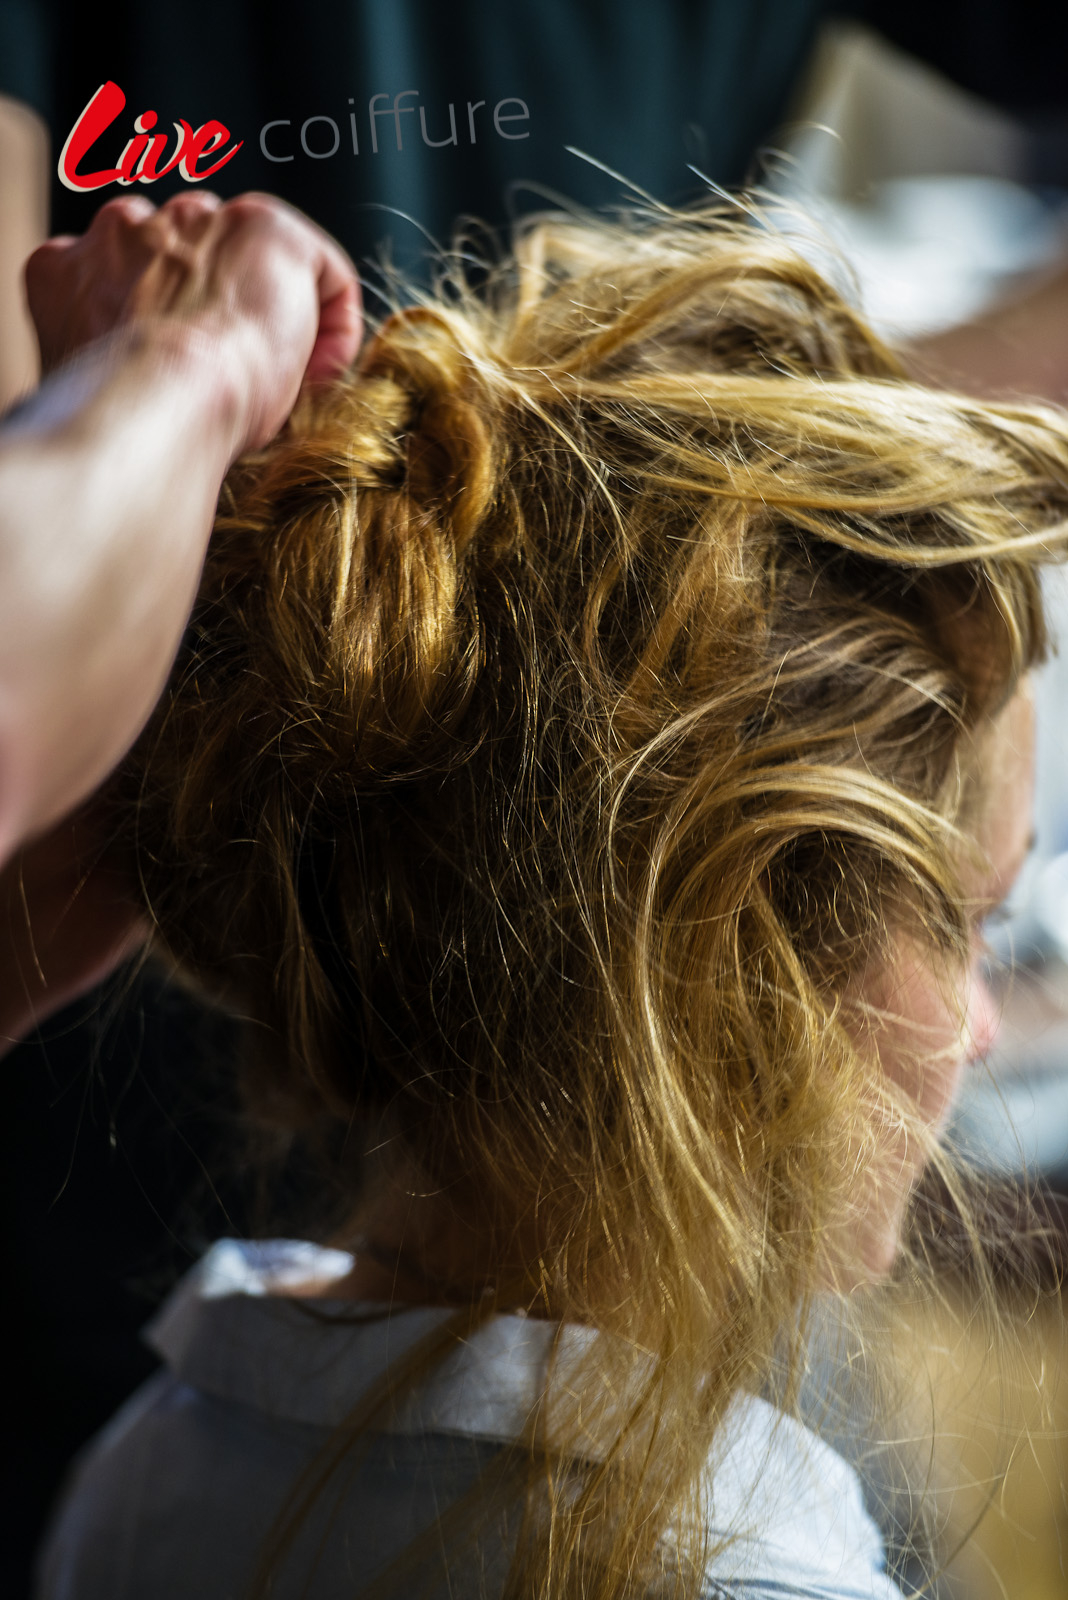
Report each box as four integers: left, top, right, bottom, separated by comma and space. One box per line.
118, 201, 1068, 1599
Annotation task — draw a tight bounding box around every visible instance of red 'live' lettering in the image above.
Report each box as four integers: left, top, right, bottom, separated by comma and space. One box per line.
59, 82, 243, 192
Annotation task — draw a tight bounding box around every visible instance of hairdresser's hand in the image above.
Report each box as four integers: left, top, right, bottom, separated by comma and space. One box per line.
0, 803, 147, 1059
0, 194, 359, 861
24, 191, 362, 451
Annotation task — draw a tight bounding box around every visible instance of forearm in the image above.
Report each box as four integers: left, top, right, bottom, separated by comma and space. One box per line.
906, 259, 1068, 404
0, 321, 243, 858
0, 96, 48, 408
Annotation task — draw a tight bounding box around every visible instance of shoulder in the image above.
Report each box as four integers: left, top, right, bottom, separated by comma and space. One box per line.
41, 1242, 906, 1600
699, 1394, 905, 1600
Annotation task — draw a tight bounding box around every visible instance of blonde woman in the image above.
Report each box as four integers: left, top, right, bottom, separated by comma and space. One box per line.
31, 197, 1065, 1600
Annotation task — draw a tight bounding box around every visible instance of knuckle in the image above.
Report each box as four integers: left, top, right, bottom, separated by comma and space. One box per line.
25, 238, 64, 273
161, 190, 220, 217
224, 191, 293, 232
137, 209, 174, 247
157, 191, 222, 243
222, 194, 267, 226
93, 195, 155, 228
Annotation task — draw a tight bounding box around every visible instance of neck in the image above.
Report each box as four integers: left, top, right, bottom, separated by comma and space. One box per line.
321, 1157, 550, 1312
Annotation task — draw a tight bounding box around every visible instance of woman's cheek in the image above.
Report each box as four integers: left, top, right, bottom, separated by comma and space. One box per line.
920, 959, 999, 1137
838, 953, 974, 1284
964, 966, 1000, 1066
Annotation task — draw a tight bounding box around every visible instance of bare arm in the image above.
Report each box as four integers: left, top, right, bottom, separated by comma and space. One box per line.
0, 192, 360, 1052
0, 94, 48, 409
907, 257, 1068, 404
0, 321, 243, 858
0, 192, 362, 863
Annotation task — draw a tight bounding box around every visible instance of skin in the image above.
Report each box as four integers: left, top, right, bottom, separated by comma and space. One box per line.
1, 191, 361, 859
324, 686, 1038, 1307
908, 258, 1068, 405
840, 681, 1036, 1283
0, 178, 1040, 1294
0, 191, 362, 1056
0, 125, 1058, 1066
0, 95, 47, 409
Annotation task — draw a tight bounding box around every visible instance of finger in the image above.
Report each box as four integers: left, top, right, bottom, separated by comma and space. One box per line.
91, 193, 157, 230
221, 193, 363, 385
228, 190, 360, 323
300, 223, 363, 381
27, 233, 77, 256
23, 239, 82, 361
160, 189, 222, 216
23, 238, 72, 312
304, 277, 364, 384
156, 189, 223, 240
24, 233, 78, 284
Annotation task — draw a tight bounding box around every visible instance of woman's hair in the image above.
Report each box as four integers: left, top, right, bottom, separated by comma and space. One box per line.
117, 201, 1068, 1598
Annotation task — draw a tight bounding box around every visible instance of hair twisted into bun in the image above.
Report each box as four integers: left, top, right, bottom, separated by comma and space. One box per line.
122, 300, 517, 1122
117, 203, 1068, 1599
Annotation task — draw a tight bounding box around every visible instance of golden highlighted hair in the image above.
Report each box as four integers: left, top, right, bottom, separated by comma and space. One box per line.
119, 202, 1068, 1598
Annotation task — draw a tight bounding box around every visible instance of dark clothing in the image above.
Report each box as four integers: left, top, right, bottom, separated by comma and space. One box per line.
5, 1, 1066, 285
1, 0, 824, 280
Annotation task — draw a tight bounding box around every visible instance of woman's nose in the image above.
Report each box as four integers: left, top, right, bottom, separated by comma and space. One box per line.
965, 970, 1000, 1063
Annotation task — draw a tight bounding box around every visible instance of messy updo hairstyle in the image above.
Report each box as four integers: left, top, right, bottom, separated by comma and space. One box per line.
117, 201, 1068, 1598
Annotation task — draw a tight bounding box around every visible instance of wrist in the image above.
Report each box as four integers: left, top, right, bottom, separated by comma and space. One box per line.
125, 312, 253, 463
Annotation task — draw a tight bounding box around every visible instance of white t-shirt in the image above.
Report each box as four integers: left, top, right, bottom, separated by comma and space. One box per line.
38, 1240, 905, 1600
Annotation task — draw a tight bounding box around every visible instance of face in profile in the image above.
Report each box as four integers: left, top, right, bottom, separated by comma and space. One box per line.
840, 681, 1036, 1283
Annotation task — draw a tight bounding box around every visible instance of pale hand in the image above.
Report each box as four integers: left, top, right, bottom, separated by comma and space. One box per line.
24, 190, 364, 450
